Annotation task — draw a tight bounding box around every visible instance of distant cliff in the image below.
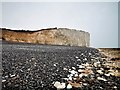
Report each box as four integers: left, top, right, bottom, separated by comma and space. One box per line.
1, 28, 90, 47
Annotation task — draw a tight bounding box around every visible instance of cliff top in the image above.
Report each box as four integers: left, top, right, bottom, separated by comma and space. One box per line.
0, 27, 88, 33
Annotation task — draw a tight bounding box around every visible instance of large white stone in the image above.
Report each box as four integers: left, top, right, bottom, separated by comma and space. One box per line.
67, 84, 72, 89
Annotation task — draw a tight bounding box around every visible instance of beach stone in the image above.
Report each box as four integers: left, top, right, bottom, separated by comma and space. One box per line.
2, 40, 120, 90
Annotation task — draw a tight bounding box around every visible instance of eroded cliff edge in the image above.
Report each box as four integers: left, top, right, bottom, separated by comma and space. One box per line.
1, 28, 90, 47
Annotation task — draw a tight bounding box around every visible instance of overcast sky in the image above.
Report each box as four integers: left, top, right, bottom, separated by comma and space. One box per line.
1, 2, 118, 48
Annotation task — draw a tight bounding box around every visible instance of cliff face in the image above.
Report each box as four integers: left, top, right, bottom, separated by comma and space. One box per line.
1, 28, 90, 47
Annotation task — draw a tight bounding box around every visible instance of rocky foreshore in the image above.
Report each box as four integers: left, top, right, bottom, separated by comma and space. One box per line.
2, 41, 120, 90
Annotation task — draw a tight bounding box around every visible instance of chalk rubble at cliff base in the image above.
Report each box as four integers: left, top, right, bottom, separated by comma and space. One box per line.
2, 42, 120, 90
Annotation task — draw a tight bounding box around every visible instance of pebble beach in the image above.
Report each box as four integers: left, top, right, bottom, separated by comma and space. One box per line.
2, 41, 120, 90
